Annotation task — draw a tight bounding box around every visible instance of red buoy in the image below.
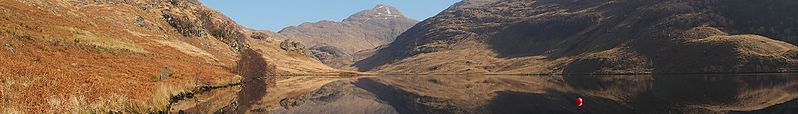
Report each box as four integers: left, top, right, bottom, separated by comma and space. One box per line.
576, 97, 584, 108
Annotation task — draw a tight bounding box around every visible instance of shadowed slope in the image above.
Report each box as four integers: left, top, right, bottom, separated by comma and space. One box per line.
355, 0, 798, 74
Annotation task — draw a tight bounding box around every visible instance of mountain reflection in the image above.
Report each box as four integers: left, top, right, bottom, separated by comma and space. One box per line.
276, 74, 796, 114
561, 74, 798, 113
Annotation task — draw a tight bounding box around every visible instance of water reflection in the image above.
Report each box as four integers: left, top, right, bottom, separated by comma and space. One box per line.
565, 74, 797, 113
271, 74, 796, 114
357, 74, 798, 114
644, 74, 797, 113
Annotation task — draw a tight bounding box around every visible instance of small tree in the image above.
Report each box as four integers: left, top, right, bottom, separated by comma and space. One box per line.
161, 65, 171, 80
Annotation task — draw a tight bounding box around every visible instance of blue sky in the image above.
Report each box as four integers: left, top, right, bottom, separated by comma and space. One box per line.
200, 0, 461, 31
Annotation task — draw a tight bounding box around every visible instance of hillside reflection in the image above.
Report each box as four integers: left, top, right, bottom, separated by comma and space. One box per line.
273, 74, 797, 114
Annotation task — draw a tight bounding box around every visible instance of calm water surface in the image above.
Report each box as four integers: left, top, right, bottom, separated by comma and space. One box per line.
559, 74, 797, 113
229, 74, 798, 114
350, 74, 798, 114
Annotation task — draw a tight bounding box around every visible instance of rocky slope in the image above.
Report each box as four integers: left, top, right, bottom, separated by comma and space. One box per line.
278, 4, 418, 69
0, 0, 335, 113
355, 0, 798, 74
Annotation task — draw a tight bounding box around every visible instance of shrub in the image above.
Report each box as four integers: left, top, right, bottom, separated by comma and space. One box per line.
160, 65, 171, 80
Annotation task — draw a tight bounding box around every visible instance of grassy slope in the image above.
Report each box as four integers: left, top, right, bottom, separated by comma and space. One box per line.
0, 0, 241, 112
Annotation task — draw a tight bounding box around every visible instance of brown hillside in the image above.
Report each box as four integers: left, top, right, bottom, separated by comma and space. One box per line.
278, 4, 418, 69
355, 0, 798, 74
0, 0, 336, 113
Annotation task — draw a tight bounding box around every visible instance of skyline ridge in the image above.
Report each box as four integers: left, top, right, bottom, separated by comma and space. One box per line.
200, 0, 460, 31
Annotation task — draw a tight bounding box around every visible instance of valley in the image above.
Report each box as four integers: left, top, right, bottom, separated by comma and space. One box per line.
1, 0, 797, 113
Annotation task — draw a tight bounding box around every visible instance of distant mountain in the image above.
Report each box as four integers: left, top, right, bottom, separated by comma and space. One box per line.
356, 0, 798, 74
278, 4, 418, 69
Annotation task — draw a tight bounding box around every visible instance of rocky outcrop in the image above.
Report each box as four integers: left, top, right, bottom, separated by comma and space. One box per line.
356, 0, 798, 74
278, 4, 418, 69
160, 1, 246, 51
308, 45, 353, 68
162, 12, 205, 37
3, 43, 13, 53
279, 39, 307, 53
195, 10, 246, 51
250, 31, 273, 40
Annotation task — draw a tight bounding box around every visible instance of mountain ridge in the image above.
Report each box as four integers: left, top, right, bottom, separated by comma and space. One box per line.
355, 0, 798, 74
277, 4, 418, 69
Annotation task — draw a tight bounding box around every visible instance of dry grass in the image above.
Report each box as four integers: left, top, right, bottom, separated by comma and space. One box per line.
64, 27, 149, 54
153, 39, 217, 62
3, 0, 382, 113
369, 45, 567, 75
246, 38, 344, 75
697, 35, 798, 56
0, 37, 237, 112
0, 0, 241, 113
